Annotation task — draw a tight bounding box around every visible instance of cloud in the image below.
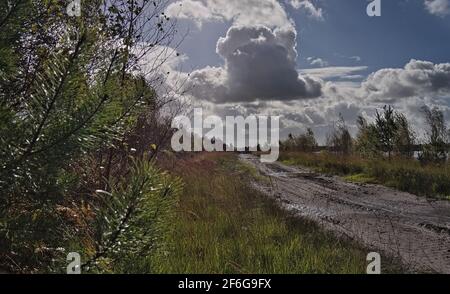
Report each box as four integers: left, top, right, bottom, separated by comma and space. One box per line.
188, 25, 323, 103
335, 54, 362, 63
164, 0, 450, 144
201, 58, 450, 143
134, 43, 191, 107
224, 59, 450, 142
300, 66, 368, 80
307, 57, 329, 67
360, 59, 450, 102
289, 0, 324, 20
166, 0, 294, 29
350, 56, 362, 62
424, 0, 450, 17
164, 0, 221, 28
167, 0, 325, 104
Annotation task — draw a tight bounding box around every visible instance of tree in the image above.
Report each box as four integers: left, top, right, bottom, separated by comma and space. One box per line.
419, 106, 448, 163
355, 115, 379, 157
393, 113, 415, 158
355, 107, 415, 159
0, 0, 182, 272
284, 128, 318, 152
375, 106, 398, 159
327, 114, 353, 155
302, 128, 319, 152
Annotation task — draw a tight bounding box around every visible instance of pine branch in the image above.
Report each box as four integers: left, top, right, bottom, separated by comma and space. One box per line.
26, 49, 120, 157
21, 33, 86, 158
0, 0, 22, 29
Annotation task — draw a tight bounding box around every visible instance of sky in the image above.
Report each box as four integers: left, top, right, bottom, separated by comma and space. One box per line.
153, 0, 450, 143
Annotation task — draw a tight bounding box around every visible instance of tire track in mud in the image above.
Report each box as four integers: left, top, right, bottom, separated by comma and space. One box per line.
240, 154, 450, 273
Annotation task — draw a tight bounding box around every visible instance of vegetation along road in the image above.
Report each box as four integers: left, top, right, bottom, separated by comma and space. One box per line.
240, 154, 450, 273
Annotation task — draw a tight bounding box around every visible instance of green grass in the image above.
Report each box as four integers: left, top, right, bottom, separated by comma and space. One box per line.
280, 152, 450, 199
235, 160, 271, 184
151, 153, 395, 274
344, 173, 377, 184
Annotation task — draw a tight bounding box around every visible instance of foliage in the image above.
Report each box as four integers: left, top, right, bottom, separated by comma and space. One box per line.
0, 0, 180, 272
419, 106, 449, 163
355, 106, 415, 159
393, 112, 415, 158
327, 114, 353, 155
374, 106, 398, 158
354, 115, 380, 157
281, 152, 450, 199
282, 128, 318, 152
82, 157, 182, 273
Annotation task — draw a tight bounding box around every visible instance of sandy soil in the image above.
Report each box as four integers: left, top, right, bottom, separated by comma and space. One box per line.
240, 154, 450, 273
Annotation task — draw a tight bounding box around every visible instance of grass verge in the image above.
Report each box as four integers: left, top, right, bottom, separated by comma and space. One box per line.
152, 152, 399, 274
280, 152, 450, 200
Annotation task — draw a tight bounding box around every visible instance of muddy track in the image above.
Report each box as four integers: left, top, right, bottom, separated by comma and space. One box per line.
240, 154, 450, 273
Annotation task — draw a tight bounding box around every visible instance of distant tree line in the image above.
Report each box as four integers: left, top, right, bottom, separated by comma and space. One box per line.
281, 105, 449, 164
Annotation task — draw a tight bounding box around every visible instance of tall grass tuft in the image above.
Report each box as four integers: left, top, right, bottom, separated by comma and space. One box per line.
152, 153, 374, 274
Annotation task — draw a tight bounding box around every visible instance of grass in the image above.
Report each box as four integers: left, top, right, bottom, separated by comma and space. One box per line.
235, 160, 271, 184
280, 151, 450, 199
151, 152, 396, 274
344, 173, 377, 184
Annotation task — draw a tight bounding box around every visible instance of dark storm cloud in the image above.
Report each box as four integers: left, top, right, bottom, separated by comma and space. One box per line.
188, 25, 323, 103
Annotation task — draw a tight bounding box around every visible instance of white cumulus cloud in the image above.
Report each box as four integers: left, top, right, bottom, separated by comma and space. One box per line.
424, 0, 450, 17
166, 0, 294, 29
360, 59, 450, 102
307, 57, 329, 67
289, 0, 324, 20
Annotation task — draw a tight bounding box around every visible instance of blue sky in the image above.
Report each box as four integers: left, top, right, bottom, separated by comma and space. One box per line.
160, 0, 450, 142
176, 0, 450, 74
296, 0, 450, 71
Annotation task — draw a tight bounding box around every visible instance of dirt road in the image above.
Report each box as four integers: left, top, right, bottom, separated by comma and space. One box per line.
240, 154, 450, 273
